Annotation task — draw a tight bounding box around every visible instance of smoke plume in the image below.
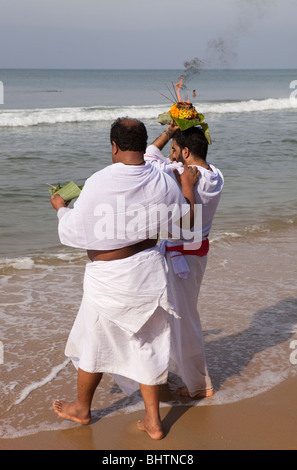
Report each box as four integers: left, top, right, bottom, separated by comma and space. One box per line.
177, 0, 279, 99
204, 0, 277, 68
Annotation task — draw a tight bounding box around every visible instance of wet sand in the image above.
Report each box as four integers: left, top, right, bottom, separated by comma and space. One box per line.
1, 375, 297, 450
1, 226, 297, 450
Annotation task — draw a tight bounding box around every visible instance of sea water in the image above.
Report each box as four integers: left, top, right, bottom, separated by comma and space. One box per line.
0, 69, 297, 258
0, 68, 297, 439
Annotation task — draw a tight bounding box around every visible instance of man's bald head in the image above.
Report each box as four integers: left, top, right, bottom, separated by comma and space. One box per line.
110, 117, 148, 152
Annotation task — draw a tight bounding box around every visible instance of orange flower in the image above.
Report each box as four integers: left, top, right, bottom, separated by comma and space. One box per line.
170, 103, 198, 120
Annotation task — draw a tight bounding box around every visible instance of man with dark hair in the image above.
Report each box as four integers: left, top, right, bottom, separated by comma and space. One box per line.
145, 123, 224, 398
172, 127, 208, 161
50, 117, 198, 440
110, 117, 148, 152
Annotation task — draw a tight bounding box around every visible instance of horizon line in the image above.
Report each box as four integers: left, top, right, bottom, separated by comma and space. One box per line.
0, 67, 297, 71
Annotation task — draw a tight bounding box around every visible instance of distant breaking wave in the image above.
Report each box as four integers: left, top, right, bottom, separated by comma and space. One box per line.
0, 98, 296, 127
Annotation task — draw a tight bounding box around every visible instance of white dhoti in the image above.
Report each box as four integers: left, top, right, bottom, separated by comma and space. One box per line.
108, 247, 213, 397
166, 252, 213, 397
65, 247, 178, 388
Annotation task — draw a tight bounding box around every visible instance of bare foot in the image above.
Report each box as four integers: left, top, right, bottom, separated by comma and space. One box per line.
53, 400, 91, 425
137, 418, 164, 440
174, 387, 214, 399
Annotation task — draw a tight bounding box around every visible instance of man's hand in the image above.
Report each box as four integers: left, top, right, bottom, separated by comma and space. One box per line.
51, 193, 67, 211
173, 164, 200, 187
166, 120, 179, 138
180, 164, 200, 189
150, 120, 179, 151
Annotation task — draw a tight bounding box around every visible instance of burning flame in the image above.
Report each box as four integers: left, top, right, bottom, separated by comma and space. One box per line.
174, 75, 191, 104
174, 75, 183, 102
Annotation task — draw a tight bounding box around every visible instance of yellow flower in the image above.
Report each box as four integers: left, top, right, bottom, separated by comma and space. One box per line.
170, 103, 198, 120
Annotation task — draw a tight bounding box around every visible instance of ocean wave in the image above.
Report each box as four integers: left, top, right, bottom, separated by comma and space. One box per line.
0, 98, 296, 127
12, 359, 70, 407
0, 251, 87, 272
0, 105, 167, 128
199, 97, 297, 114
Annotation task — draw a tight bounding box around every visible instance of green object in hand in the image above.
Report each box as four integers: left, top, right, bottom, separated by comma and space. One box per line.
48, 181, 83, 202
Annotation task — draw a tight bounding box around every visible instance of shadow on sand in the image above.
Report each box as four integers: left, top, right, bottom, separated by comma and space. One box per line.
205, 296, 297, 391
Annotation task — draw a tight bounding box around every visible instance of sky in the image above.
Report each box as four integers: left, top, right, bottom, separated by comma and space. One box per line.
0, 0, 296, 69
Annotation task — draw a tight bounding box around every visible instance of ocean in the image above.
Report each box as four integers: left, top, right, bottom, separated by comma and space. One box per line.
0, 68, 297, 439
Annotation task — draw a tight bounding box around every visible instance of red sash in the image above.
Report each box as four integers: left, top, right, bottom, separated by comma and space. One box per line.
166, 238, 209, 257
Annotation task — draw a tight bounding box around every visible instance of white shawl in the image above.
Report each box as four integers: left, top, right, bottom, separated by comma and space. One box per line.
57, 162, 189, 250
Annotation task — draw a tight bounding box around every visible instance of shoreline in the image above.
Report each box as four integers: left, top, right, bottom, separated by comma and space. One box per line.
1, 375, 296, 450
1, 226, 297, 449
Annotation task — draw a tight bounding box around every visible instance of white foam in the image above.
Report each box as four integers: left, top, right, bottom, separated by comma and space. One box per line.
13, 359, 70, 406
0, 419, 76, 440
0, 105, 166, 127
0, 251, 86, 271
210, 231, 242, 244
0, 256, 36, 270
11, 257, 35, 270
198, 98, 297, 114
54, 252, 86, 262
1, 360, 296, 439
0, 98, 296, 127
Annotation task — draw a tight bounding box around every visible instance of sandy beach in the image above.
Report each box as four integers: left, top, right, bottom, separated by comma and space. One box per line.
1, 376, 297, 450
0, 24, 296, 452
1, 226, 297, 451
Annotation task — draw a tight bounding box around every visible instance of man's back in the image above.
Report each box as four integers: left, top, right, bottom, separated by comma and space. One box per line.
192, 163, 224, 238
145, 145, 224, 239
57, 161, 189, 251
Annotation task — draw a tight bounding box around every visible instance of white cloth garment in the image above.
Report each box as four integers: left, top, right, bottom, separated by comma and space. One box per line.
144, 145, 224, 239
144, 144, 224, 396
145, 144, 224, 278
166, 253, 213, 396
65, 247, 178, 385
159, 239, 191, 279
114, 253, 213, 397
144, 145, 184, 177
57, 162, 189, 251
57, 161, 189, 388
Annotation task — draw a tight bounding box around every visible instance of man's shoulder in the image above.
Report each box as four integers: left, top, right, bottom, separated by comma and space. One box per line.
197, 163, 224, 181
88, 164, 113, 179
209, 164, 224, 184
82, 165, 113, 191
195, 163, 224, 197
